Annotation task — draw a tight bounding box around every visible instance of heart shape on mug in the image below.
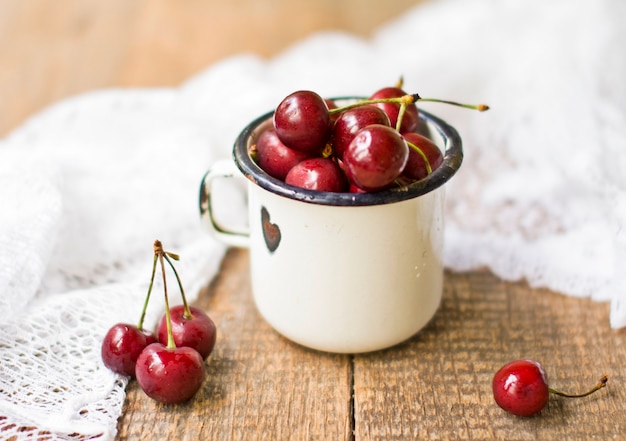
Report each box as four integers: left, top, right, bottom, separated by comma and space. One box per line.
261, 206, 281, 253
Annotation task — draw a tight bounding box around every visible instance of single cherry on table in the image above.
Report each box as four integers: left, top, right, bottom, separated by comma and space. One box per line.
135, 341, 205, 404
156, 304, 217, 360
101, 251, 159, 377
492, 359, 608, 417
101, 323, 156, 377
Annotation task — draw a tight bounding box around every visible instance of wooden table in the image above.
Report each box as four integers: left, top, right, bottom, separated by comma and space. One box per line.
2, 2, 625, 440
116, 249, 625, 440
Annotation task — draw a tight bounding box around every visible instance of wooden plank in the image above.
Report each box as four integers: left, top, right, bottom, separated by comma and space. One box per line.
0, 0, 140, 135
116, 248, 353, 440
353, 271, 625, 440
0, 0, 419, 137
118, 0, 419, 87
118, 251, 626, 440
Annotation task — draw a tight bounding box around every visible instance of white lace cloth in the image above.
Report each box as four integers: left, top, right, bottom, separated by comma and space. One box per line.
1, 0, 624, 438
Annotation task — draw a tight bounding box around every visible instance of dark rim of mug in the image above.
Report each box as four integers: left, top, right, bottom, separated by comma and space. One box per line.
233, 97, 463, 206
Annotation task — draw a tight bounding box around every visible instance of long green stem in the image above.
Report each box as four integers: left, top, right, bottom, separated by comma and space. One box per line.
157, 250, 177, 350
327, 93, 489, 115
328, 95, 416, 115
417, 97, 489, 112
136, 253, 158, 330
406, 141, 432, 175
395, 102, 407, 132
163, 253, 192, 319
549, 375, 608, 398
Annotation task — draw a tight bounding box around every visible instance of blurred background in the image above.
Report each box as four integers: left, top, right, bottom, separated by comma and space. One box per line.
0, 0, 426, 137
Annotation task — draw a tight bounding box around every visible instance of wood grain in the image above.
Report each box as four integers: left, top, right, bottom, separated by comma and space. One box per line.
353, 271, 625, 440
117, 249, 626, 440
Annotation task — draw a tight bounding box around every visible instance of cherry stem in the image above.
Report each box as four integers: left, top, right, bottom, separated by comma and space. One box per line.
396, 102, 407, 132
163, 253, 193, 320
406, 141, 433, 175
152, 239, 192, 320
328, 95, 415, 115
549, 374, 608, 398
155, 241, 177, 350
136, 252, 158, 330
416, 95, 490, 112
328, 93, 489, 115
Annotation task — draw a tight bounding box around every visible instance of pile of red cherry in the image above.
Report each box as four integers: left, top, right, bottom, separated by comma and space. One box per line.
253, 81, 488, 193
101, 240, 216, 404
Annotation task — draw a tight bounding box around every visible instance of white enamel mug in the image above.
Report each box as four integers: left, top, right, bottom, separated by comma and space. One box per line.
199, 100, 463, 353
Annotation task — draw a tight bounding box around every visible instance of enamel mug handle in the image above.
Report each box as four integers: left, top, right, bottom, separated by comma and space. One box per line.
199, 159, 250, 248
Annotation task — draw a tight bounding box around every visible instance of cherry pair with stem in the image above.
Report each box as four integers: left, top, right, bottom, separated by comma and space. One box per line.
101, 240, 216, 404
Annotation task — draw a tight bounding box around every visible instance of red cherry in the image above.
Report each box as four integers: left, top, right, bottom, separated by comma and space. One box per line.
342, 124, 408, 191
492, 359, 550, 417
254, 128, 312, 180
263, 85, 489, 195
331, 105, 390, 159
135, 342, 205, 404
285, 157, 348, 192
273, 90, 331, 153
156, 305, 217, 359
493, 359, 609, 417
369, 86, 419, 133
401, 132, 444, 181
101, 323, 156, 377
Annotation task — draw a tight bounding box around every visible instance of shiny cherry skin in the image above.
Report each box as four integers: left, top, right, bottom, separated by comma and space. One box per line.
331, 105, 390, 159
255, 128, 311, 180
342, 124, 409, 191
273, 90, 331, 153
492, 359, 550, 417
101, 323, 156, 377
156, 305, 217, 359
370, 86, 419, 133
135, 342, 205, 404
401, 132, 444, 181
285, 157, 348, 192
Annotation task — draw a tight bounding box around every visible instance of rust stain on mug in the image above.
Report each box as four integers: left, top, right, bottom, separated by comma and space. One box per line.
261, 206, 281, 253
